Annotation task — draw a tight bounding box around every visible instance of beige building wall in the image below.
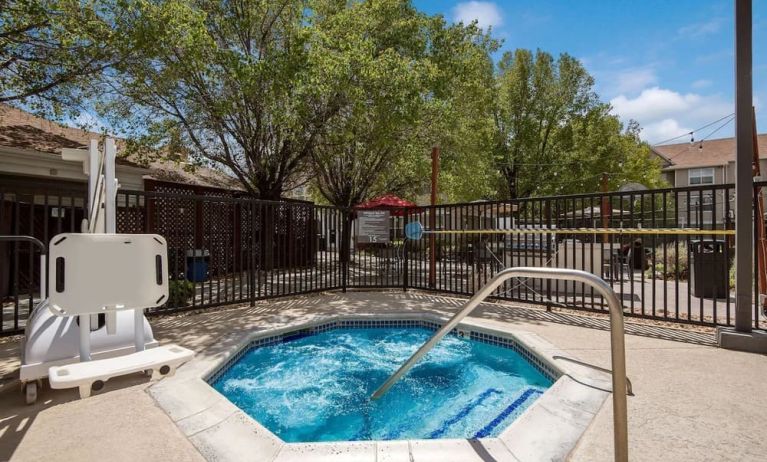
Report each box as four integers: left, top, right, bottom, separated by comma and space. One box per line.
1, 146, 147, 191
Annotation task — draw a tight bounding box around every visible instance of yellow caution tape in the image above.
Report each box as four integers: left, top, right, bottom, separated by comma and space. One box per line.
425, 228, 735, 236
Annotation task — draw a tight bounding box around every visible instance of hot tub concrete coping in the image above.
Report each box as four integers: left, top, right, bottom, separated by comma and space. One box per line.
149, 312, 613, 462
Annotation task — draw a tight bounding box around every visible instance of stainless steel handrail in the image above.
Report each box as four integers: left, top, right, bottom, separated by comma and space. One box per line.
370, 267, 629, 462
0, 235, 46, 254
1, 235, 49, 322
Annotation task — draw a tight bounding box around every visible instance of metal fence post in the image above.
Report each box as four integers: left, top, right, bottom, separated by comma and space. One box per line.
403, 207, 409, 292
545, 199, 552, 311
341, 208, 351, 293
249, 200, 256, 306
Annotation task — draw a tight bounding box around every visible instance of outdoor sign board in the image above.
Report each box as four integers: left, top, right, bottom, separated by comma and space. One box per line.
357, 210, 390, 244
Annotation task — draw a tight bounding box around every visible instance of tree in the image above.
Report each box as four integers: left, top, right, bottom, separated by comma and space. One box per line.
541, 115, 665, 195
309, 1, 497, 208
103, 0, 337, 200
492, 49, 599, 199
428, 19, 499, 203
308, 0, 432, 208
0, 0, 115, 113
490, 48, 664, 199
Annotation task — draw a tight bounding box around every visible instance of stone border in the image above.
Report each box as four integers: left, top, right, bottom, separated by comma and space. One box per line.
149, 313, 612, 462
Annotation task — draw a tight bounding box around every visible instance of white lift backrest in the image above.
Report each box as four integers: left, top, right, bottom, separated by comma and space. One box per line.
48, 234, 169, 316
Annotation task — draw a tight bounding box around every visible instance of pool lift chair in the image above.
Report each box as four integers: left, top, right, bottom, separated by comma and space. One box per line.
18, 138, 194, 404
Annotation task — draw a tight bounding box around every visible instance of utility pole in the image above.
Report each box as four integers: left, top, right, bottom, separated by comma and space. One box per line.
429, 146, 439, 288
734, 0, 753, 334
719, 0, 767, 352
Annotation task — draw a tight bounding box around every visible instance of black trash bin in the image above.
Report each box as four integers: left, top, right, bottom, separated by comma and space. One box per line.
690, 240, 728, 298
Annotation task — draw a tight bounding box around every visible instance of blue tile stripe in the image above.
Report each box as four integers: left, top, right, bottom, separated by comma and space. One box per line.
428, 388, 502, 438
208, 319, 557, 385
473, 388, 543, 438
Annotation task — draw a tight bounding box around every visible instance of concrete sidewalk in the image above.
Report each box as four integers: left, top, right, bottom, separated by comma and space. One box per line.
1, 291, 765, 461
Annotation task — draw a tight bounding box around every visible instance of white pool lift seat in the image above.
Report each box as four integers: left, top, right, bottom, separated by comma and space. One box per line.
49, 344, 193, 398
17, 138, 194, 403
44, 233, 193, 398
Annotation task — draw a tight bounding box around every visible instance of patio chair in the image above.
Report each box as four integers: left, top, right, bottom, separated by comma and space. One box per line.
610, 248, 633, 281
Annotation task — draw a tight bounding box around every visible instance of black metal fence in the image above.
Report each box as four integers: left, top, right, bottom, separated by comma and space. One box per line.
2, 181, 764, 336
399, 183, 751, 329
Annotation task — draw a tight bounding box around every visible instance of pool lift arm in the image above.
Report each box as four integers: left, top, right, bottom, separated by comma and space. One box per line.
370, 267, 629, 462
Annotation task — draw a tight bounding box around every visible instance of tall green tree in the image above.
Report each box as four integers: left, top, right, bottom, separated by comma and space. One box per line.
0, 0, 116, 113
541, 115, 665, 195
490, 48, 663, 199
104, 0, 337, 200
309, 1, 497, 208
308, 0, 432, 208
493, 49, 598, 199
430, 20, 499, 203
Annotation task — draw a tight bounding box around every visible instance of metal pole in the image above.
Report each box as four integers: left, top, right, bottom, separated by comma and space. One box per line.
370, 266, 629, 462
403, 208, 409, 292
429, 146, 439, 288
735, 0, 754, 332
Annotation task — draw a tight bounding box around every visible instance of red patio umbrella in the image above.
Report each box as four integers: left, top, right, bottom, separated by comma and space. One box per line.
355, 194, 417, 216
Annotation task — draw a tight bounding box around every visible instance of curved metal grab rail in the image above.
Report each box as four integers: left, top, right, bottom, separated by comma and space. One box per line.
0, 235, 49, 319
370, 267, 629, 462
0, 235, 46, 254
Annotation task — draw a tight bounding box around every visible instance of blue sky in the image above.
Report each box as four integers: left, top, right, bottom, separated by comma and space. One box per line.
415, 0, 767, 145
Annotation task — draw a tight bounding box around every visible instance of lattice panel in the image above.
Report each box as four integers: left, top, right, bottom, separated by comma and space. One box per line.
239, 203, 259, 271
116, 194, 146, 233
201, 191, 235, 276
152, 184, 196, 277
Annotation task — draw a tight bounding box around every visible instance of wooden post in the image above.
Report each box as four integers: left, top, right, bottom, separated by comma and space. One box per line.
751, 107, 767, 312
429, 146, 439, 288
734, 0, 754, 332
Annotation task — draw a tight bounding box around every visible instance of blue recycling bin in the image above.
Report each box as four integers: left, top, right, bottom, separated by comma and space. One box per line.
186, 249, 210, 282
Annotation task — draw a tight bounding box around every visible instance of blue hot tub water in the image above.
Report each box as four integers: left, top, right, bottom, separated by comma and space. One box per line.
211, 327, 553, 443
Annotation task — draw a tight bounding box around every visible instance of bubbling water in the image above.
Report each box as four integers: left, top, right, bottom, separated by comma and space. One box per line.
213, 327, 551, 442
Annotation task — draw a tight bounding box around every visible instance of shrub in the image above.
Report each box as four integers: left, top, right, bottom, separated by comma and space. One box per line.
645, 243, 689, 280
168, 279, 196, 306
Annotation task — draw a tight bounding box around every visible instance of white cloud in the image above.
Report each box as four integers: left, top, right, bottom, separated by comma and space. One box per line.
610, 87, 733, 143
614, 68, 657, 94
452, 2, 503, 30
611, 87, 700, 121
691, 79, 712, 89
640, 119, 693, 144
678, 18, 724, 39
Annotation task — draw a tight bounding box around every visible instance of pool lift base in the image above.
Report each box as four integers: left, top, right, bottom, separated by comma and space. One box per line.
14, 138, 194, 402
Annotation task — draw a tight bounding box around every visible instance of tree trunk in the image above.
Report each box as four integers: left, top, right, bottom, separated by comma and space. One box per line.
502, 166, 519, 200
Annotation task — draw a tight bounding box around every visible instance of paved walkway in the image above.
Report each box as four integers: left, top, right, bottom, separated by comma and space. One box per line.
1, 291, 765, 461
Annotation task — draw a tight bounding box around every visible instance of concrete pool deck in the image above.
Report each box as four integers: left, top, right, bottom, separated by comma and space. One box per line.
1, 291, 766, 461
